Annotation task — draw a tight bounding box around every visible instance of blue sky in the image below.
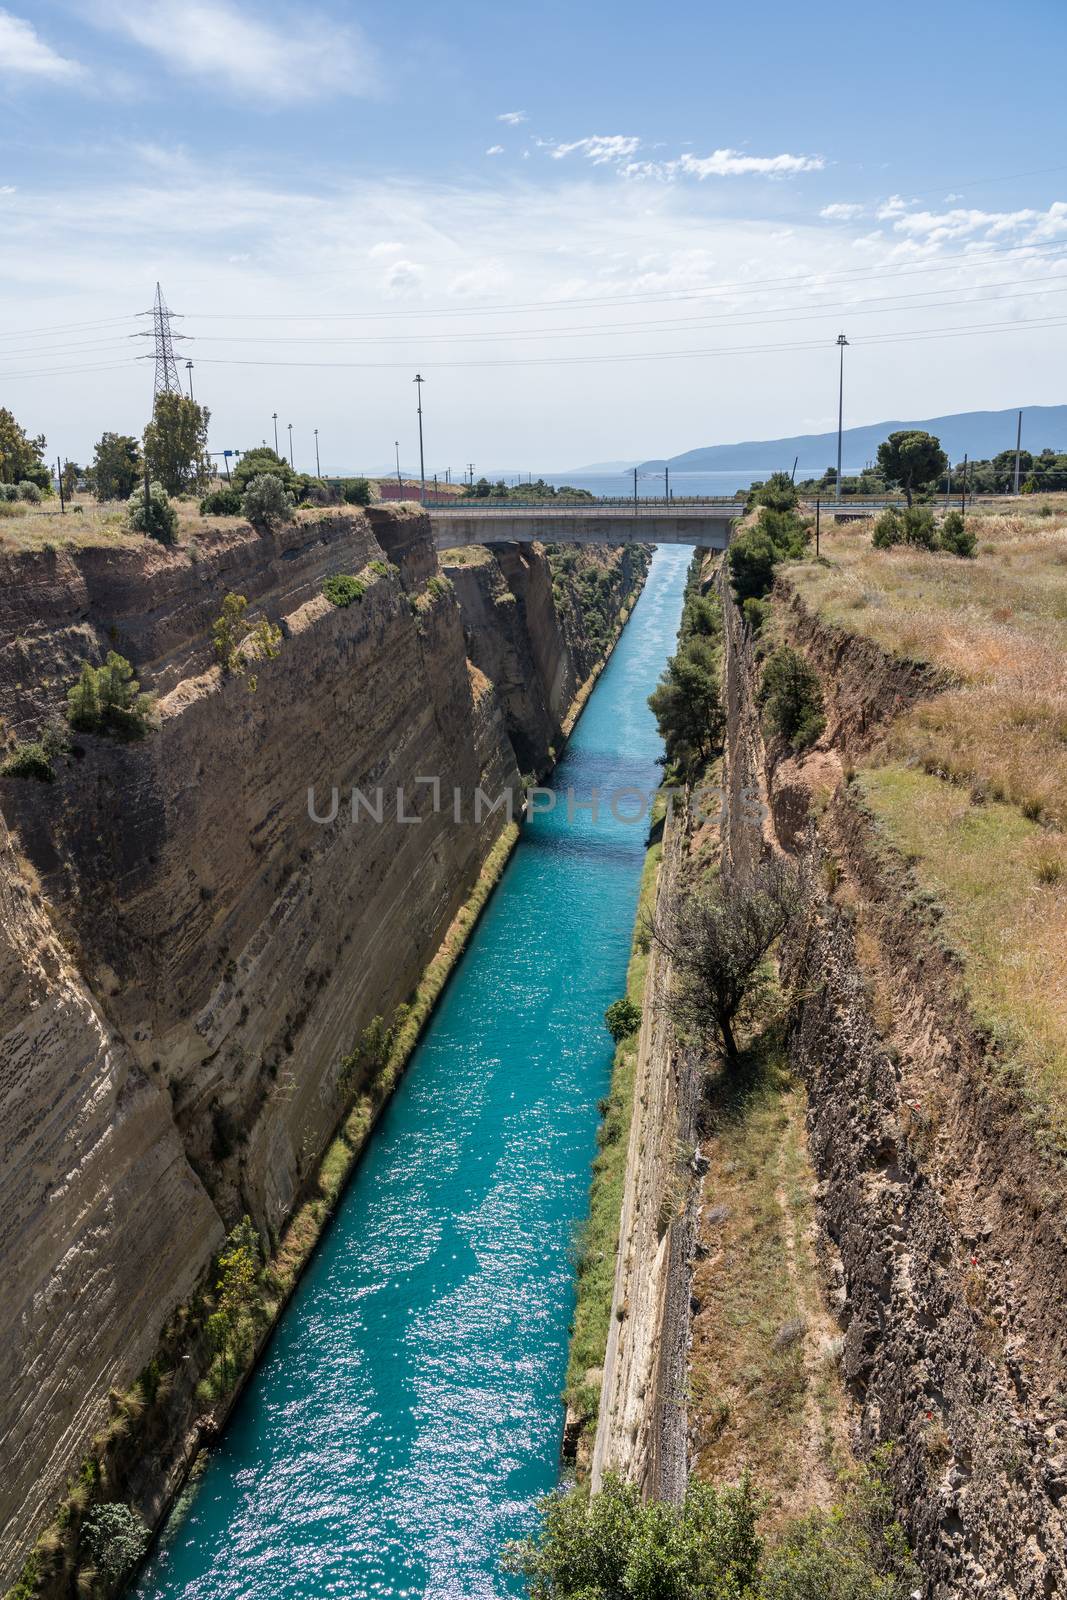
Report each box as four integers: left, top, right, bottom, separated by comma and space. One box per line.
2, 0, 1067, 473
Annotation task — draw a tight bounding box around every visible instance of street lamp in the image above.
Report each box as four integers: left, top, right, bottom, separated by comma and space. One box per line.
272, 412, 279, 454
287, 422, 294, 469
185, 360, 194, 401
414, 373, 426, 506
835, 333, 849, 504
314, 427, 321, 478
395, 440, 402, 488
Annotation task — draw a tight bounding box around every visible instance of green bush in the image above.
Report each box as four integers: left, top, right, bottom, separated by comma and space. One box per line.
0, 483, 18, 502
67, 653, 156, 739
232, 447, 293, 494
649, 634, 724, 774
17, 480, 41, 503
872, 505, 936, 551
743, 596, 771, 634
242, 472, 294, 530
341, 477, 372, 506
938, 510, 977, 559
1, 719, 69, 781
127, 479, 178, 543
605, 996, 642, 1041
323, 574, 366, 607
729, 509, 808, 603
503, 1473, 763, 1600
506, 1461, 918, 1600
79, 1502, 150, 1589
759, 646, 825, 751
871, 507, 902, 549
199, 487, 242, 516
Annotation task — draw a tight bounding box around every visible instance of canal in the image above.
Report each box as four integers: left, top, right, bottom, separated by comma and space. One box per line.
137, 544, 691, 1600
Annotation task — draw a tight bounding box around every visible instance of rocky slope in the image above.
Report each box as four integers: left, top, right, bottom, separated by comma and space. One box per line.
0, 510, 647, 1590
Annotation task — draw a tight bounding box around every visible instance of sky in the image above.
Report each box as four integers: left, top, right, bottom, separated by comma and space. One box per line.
2, 0, 1067, 476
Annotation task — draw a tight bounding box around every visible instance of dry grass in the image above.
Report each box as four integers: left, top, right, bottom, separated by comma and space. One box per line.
858, 764, 1067, 1140
689, 1042, 850, 1522
787, 500, 1067, 827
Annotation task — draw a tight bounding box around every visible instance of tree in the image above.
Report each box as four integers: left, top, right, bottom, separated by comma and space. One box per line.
0, 406, 48, 487
605, 997, 642, 1042
91, 432, 142, 501
503, 1474, 762, 1600
60, 461, 80, 501
79, 1504, 150, 1589
875, 430, 948, 507
127, 479, 178, 543
242, 472, 294, 530
751, 471, 800, 513
67, 653, 156, 739
653, 859, 798, 1065
759, 647, 825, 751
232, 447, 294, 495
649, 635, 724, 775
143, 392, 211, 495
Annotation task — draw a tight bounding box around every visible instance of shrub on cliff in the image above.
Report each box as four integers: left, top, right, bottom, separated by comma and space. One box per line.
648, 635, 724, 776
212, 592, 283, 691
126, 478, 178, 543
199, 486, 242, 516
341, 476, 373, 506
232, 447, 294, 494
1, 719, 69, 781
323, 574, 366, 607
652, 858, 798, 1065
242, 472, 295, 530
729, 509, 808, 603
78, 1503, 150, 1589
605, 997, 642, 1041
759, 646, 825, 752
67, 653, 156, 739
503, 1472, 763, 1598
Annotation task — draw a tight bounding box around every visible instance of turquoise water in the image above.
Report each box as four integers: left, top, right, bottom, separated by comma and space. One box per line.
137, 546, 691, 1600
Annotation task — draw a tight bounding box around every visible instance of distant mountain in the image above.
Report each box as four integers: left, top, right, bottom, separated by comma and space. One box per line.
553, 458, 639, 474
639, 405, 1067, 476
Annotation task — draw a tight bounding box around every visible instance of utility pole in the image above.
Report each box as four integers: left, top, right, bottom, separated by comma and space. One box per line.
835, 333, 849, 503
815, 495, 821, 557
272, 413, 279, 454
395, 441, 402, 488
314, 428, 321, 477
1013, 409, 1023, 495
665, 465, 670, 503
185, 360, 195, 401
961, 454, 968, 516
414, 373, 426, 506
433, 472, 438, 503
467, 462, 475, 487
56, 457, 65, 514
633, 466, 639, 507
287, 423, 294, 469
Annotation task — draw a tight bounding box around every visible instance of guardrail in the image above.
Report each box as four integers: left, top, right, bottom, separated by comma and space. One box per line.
427, 497, 742, 513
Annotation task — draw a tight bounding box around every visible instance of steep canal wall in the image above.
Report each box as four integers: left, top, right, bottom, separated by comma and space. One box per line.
0, 510, 649, 1594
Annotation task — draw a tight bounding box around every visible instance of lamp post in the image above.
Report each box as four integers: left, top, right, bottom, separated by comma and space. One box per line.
185, 360, 194, 401
395, 440, 402, 488
314, 427, 321, 478
272, 413, 279, 454
287, 422, 294, 469
835, 333, 849, 504
414, 373, 426, 506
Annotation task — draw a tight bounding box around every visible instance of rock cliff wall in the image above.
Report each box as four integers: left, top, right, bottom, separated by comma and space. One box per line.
0, 510, 647, 1588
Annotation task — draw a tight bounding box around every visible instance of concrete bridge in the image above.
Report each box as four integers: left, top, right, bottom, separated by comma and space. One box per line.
429, 499, 739, 551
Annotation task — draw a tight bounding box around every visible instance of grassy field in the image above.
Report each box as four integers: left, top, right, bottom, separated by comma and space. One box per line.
689, 1038, 851, 1522
782, 496, 1067, 1141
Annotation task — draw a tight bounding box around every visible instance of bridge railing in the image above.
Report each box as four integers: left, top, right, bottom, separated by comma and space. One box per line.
426, 496, 743, 512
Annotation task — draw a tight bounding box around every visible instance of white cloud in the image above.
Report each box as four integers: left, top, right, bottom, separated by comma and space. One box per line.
886, 201, 1067, 245
100, 1, 377, 103
368, 239, 406, 259
0, 184, 16, 195
382, 257, 425, 295
820, 202, 864, 220
877, 194, 910, 219
551, 135, 641, 165
485, 144, 504, 156
678, 148, 824, 178
497, 110, 527, 125
0, 10, 83, 79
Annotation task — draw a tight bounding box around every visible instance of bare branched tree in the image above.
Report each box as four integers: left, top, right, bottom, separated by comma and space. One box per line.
650, 858, 799, 1065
